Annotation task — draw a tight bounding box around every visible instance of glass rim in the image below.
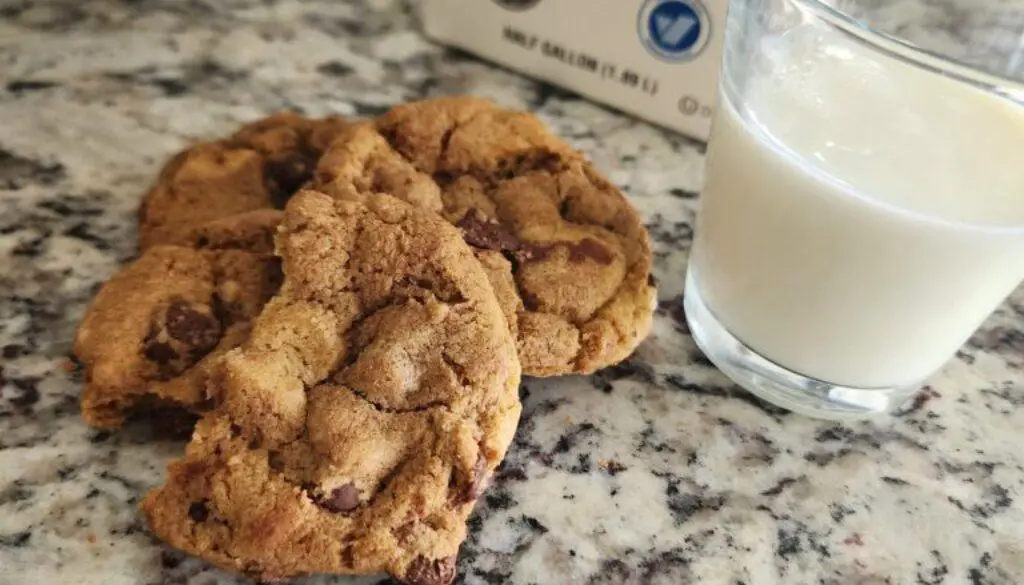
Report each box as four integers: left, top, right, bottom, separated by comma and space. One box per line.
796, 0, 1024, 98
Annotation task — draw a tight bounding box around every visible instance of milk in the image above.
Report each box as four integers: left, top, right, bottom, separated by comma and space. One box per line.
690, 27, 1024, 388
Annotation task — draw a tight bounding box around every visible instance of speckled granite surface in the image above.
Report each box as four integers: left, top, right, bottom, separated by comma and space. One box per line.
1, 1, 1023, 584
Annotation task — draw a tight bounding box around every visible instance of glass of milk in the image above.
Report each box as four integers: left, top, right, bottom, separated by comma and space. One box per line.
685, 0, 1024, 418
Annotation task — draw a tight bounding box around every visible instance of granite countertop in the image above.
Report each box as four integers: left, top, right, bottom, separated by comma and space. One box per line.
2, 1, 1023, 584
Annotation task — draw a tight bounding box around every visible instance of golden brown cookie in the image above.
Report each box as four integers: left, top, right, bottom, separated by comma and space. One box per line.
139, 113, 348, 249
314, 96, 655, 376
141, 190, 522, 585
73, 211, 282, 429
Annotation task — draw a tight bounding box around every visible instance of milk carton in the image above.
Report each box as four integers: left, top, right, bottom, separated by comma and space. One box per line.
421, 0, 729, 141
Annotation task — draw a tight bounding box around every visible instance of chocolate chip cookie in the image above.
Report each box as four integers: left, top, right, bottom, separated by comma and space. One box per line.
74, 211, 282, 429
141, 190, 522, 585
139, 113, 348, 249
314, 96, 655, 376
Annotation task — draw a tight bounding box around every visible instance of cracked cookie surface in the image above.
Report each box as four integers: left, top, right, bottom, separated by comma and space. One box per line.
314, 96, 655, 376
141, 190, 522, 585
74, 211, 283, 429
139, 112, 348, 249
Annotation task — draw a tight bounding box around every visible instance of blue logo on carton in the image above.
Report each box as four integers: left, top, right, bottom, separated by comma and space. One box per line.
638, 0, 711, 62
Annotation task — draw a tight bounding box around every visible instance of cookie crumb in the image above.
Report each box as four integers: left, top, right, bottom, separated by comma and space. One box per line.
599, 459, 628, 476
317, 483, 360, 513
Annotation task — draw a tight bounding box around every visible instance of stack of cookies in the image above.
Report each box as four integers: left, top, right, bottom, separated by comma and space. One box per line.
74, 97, 655, 585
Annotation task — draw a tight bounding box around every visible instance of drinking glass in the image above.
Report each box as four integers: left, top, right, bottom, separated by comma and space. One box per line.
684, 0, 1024, 418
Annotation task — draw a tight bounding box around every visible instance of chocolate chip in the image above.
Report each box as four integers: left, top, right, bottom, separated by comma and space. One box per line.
188, 500, 209, 522
456, 209, 613, 270
513, 239, 613, 266
455, 208, 520, 252
143, 339, 178, 365
514, 241, 554, 263
403, 555, 457, 585
647, 273, 657, 287
317, 483, 360, 513
564, 238, 613, 265
264, 152, 315, 208
268, 452, 286, 472
165, 301, 221, 354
